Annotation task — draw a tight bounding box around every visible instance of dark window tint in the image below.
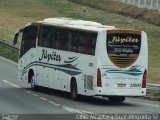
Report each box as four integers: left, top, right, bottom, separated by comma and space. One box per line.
38, 25, 97, 55
73, 31, 97, 55
38, 26, 52, 48
20, 25, 38, 57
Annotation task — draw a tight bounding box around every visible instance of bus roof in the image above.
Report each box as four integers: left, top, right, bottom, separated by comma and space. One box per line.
33, 18, 116, 31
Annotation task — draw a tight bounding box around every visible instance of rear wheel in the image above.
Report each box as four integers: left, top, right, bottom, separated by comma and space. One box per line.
70, 80, 78, 100
108, 96, 125, 103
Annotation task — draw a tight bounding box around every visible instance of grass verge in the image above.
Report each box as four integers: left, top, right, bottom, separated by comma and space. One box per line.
68, 0, 160, 26
0, 44, 18, 62
147, 90, 160, 97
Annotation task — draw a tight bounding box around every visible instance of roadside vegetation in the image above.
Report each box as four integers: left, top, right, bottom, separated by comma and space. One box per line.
147, 90, 160, 98
68, 0, 160, 26
0, 0, 159, 84
0, 44, 18, 61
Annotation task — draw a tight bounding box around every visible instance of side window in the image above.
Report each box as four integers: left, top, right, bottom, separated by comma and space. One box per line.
78, 32, 87, 54
38, 26, 52, 48
54, 28, 68, 51
67, 31, 73, 51
86, 32, 97, 55
51, 28, 58, 49
37, 25, 97, 55
71, 30, 97, 55
54, 28, 64, 50
38, 26, 67, 50
20, 25, 38, 57
71, 31, 80, 53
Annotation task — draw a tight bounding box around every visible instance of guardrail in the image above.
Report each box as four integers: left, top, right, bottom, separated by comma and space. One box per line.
114, 0, 160, 11
0, 39, 160, 91
147, 83, 160, 91
0, 40, 19, 52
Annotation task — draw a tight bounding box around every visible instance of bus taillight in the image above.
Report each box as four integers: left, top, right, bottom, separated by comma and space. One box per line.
97, 68, 102, 87
142, 69, 147, 88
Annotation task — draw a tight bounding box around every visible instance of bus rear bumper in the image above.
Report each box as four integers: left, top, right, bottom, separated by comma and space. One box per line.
94, 88, 146, 97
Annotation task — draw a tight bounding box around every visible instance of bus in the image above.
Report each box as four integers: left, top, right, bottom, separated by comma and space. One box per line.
13, 18, 148, 103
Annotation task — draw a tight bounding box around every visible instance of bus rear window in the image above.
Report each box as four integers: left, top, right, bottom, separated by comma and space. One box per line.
107, 30, 141, 68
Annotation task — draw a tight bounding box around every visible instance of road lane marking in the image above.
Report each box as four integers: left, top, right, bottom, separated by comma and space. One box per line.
25, 91, 32, 94
2, 80, 20, 88
32, 93, 39, 97
25, 90, 62, 107
1, 78, 93, 114
25, 89, 93, 114
63, 106, 83, 114
62, 105, 94, 114
0, 56, 17, 65
1, 79, 159, 114
38, 96, 48, 101
48, 101, 60, 106
1, 79, 93, 114
126, 99, 160, 108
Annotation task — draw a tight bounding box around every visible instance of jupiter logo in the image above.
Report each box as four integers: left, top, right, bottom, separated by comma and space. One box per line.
107, 30, 141, 68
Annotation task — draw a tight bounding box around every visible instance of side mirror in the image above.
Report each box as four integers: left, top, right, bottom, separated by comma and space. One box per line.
13, 30, 19, 46
13, 28, 25, 45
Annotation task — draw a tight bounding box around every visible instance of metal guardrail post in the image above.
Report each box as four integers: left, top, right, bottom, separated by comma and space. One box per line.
147, 83, 160, 91
115, 0, 160, 11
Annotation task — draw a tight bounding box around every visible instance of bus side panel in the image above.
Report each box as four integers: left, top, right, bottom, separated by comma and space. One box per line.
34, 47, 96, 96
18, 48, 37, 83
76, 54, 96, 96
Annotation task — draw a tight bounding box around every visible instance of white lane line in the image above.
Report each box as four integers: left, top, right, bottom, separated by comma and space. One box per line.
0, 56, 17, 65
48, 101, 60, 106
2, 80, 21, 88
126, 99, 160, 108
63, 106, 83, 114
38, 96, 48, 101
1, 79, 93, 114
25, 90, 61, 107
25, 91, 32, 94
62, 105, 94, 114
32, 93, 93, 114
2, 79, 93, 114
32, 93, 39, 97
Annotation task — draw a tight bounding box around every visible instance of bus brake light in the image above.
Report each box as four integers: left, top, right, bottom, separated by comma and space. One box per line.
97, 68, 102, 87
142, 69, 147, 88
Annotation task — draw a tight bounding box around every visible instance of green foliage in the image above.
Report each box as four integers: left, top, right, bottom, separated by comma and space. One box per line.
0, 45, 18, 61
147, 90, 160, 97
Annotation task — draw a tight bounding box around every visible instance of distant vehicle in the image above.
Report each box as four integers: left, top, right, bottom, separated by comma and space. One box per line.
13, 18, 148, 103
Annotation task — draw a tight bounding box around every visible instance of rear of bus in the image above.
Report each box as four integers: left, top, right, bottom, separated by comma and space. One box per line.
95, 29, 148, 102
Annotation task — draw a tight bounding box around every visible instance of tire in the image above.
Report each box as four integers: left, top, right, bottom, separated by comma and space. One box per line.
70, 80, 78, 100
30, 74, 37, 91
108, 96, 125, 103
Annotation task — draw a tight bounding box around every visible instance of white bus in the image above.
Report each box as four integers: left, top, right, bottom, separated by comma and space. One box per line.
13, 18, 148, 103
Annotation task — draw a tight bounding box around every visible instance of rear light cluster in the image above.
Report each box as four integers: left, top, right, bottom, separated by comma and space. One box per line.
142, 69, 147, 88
96, 68, 147, 88
97, 68, 102, 87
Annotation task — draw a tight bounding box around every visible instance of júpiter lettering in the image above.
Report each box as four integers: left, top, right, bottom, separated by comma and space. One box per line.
39, 50, 61, 62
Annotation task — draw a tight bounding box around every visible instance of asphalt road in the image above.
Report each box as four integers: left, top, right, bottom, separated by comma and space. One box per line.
0, 56, 160, 120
